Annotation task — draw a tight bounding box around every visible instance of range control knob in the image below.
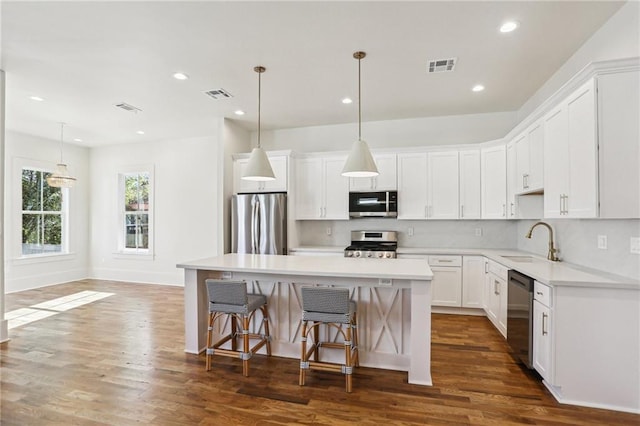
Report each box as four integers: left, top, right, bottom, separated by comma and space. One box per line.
377, 252, 384, 258
345, 251, 353, 257
385, 253, 392, 258
367, 252, 373, 258
354, 251, 361, 258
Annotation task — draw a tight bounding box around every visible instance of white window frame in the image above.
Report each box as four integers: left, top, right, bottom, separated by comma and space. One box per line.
116, 164, 154, 258
13, 157, 71, 261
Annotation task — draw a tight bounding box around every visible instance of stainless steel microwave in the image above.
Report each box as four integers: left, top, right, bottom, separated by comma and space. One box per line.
349, 191, 398, 218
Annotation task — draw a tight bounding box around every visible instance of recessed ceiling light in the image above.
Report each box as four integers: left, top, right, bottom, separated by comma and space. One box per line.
136, 130, 145, 135
342, 97, 353, 104
472, 85, 485, 92
73, 138, 82, 142
234, 110, 245, 116
500, 21, 519, 33
173, 72, 189, 80
30, 96, 44, 102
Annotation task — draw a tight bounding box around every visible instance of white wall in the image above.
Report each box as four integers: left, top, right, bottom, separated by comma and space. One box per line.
259, 111, 517, 152
88, 128, 222, 286
518, 1, 640, 121
4, 130, 90, 293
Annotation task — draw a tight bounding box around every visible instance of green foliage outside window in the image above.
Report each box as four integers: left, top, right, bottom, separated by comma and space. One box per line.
22, 169, 63, 255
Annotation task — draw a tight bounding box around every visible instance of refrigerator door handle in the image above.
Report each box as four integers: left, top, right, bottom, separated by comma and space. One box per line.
251, 198, 260, 253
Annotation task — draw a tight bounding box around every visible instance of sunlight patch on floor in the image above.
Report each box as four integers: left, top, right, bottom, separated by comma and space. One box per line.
7, 291, 115, 329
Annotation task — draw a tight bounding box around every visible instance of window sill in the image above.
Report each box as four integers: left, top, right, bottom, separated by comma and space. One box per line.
113, 251, 155, 261
13, 252, 77, 265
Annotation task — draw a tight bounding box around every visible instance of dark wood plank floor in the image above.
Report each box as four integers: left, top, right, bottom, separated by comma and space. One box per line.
2, 279, 638, 425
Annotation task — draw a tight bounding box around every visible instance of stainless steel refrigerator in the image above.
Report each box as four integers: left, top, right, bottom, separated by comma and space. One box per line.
231, 192, 287, 255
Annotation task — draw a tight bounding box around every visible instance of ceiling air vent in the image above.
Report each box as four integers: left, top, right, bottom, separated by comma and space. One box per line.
427, 57, 457, 73
114, 102, 142, 113
204, 88, 233, 100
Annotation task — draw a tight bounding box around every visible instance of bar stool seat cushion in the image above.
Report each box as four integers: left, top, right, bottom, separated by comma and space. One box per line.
209, 294, 267, 315
302, 301, 356, 324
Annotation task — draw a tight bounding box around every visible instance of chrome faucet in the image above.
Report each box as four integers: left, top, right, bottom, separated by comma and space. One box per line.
525, 221, 559, 262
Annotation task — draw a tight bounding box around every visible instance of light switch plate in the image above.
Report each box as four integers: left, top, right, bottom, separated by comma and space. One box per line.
631, 237, 640, 254
597, 235, 607, 250
326, 227, 332, 236
408, 227, 414, 237
475, 228, 482, 237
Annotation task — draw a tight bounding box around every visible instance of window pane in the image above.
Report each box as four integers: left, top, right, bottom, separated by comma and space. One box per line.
125, 213, 149, 249
42, 174, 62, 211
125, 175, 139, 211
22, 169, 41, 211
138, 174, 149, 211
22, 214, 42, 255
43, 214, 62, 248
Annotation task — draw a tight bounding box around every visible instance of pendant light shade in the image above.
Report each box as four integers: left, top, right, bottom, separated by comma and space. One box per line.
242, 66, 275, 181
342, 51, 379, 178
46, 123, 76, 188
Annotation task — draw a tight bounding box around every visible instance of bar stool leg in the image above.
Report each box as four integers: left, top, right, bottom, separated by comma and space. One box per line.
206, 312, 214, 371
261, 305, 272, 356
299, 320, 308, 386
231, 314, 238, 351
352, 315, 360, 367
242, 315, 250, 377
345, 323, 353, 393
312, 323, 319, 362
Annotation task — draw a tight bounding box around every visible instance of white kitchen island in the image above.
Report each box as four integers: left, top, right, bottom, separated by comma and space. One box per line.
177, 253, 434, 385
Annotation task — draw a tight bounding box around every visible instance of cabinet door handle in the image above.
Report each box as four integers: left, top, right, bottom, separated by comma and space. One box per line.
502, 204, 506, 217
523, 174, 529, 189
484, 262, 489, 273
542, 312, 548, 336
536, 291, 544, 296
559, 195, 563, 215
564, 195, 568, 215
494, 280, 500, 295
460, 205, 464, 218
510, 202, 515, 217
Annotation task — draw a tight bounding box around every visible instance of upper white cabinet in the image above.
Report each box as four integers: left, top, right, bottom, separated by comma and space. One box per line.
234, 155, 288, 194
544, 79, 598, 218
397, 151, 459, 220
459, 150, 481, 219
481, 145, 507, 219
506, 141, 518, 219
597, 70, 640, 218
349, 153, 397, 191
295, 155, 349, 220
397, 153, 428, 219
427, 151, 459, 219
514, 120, 544, 194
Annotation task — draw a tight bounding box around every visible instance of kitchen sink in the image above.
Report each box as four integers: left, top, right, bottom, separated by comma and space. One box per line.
501, 255, 544, 263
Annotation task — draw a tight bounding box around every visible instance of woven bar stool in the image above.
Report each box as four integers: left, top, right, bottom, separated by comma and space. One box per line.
205, 279, 271, 377
299, 286, 359, 392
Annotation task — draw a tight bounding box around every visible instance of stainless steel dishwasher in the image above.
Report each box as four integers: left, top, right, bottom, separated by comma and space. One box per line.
507, 269, 535, 368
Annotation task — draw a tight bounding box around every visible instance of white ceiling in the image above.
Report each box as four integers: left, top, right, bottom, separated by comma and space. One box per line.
1, 1, 624, 147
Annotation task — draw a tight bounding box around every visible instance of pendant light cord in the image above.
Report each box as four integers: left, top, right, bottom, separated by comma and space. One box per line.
59, 122, 66, 163
358, 54, 361, 141
257, 70, 261, 149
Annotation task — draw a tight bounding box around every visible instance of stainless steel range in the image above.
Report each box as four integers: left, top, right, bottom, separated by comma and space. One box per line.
344, 231, 397, 259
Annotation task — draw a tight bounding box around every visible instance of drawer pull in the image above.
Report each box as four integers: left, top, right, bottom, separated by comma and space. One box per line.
536, 291, 544, 295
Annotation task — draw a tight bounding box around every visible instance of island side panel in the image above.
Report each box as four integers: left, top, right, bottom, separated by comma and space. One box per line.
409, 278, 432, 386
183, 268, 221, 354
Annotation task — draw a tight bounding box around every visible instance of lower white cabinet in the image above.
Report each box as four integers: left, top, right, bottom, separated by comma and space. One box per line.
462, 256, 485, 308
428, 256, 462, 307
484, 260, 508, 338
533, 281, 553, 382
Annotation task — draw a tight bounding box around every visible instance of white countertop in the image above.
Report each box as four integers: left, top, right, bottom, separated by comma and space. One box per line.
289, 246, 640, 289
177, 253, 433, 281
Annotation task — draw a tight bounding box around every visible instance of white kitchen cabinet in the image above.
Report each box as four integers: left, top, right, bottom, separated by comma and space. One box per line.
481, 145, 507, 219
462, 256, 484, 308
349, 153, 397, 191
427, 151, 459, 219
459, 149, 481, 219
506, 141, 517, 219
544, 79, 598, 218
514, 120, 544, 194
484, 260, 507, 338
397, 151, 460, 220
428, 256, 462, 307
234, 155, 288, 194
533, 281, 553, 383
295, 155, 349, 220
397, 153, 428, 219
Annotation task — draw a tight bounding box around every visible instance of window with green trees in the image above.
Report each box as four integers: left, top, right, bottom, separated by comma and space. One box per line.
123, 172, 150, 251
22, 168, 64, 255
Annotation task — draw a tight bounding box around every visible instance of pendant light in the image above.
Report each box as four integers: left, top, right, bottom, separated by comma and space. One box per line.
46, 122, 76, 188
242, 66, 275, 181
342, 51, 379, 177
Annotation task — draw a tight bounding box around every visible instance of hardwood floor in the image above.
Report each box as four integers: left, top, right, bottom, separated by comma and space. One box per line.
2, 279, 638, 425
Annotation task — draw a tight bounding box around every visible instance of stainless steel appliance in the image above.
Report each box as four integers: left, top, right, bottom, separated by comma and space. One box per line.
507, 269, 535, 368
231, 192, 287, 255
349, 191, 398, 218
344, 231, 397, 258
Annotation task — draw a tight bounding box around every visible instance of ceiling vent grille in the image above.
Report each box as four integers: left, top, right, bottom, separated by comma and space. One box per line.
427, 58, 457, 73
114, 102, 142, 113
204, 88, 233, 100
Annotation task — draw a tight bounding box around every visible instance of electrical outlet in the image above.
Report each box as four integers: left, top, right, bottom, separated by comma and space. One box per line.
597, 235, 607, 250
326, 227, 332, 236
631, 237, 640, 254
475, 228, 482, 237
408, 227, 414, 237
